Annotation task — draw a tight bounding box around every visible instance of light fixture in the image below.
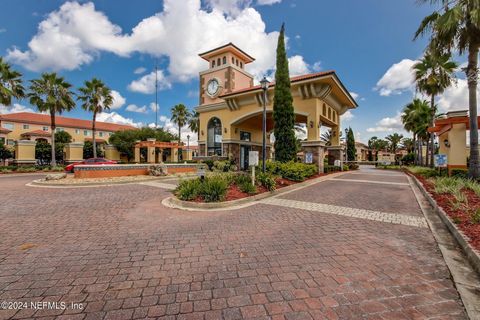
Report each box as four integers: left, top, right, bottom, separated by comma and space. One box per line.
309, 121, 314, 128
201, 130, 204, 136
260, 76, 269, 173
224, 127, 227, 133
444, 139, 450, 148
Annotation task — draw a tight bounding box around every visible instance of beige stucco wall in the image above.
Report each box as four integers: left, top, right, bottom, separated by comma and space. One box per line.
104, 145, 121, 161
439, 123, 467, 167
65, 143, 84, 163
14, 140, 36, 163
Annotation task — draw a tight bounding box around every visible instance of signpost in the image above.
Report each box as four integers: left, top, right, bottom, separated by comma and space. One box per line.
197, 165, 206, 181
434, 154, 447, 168
249, 151, 259, 186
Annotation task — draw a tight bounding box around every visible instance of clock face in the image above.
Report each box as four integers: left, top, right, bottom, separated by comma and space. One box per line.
206, 79, 220, 97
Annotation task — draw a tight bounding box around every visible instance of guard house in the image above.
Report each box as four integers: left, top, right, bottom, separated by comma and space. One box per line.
428, 110, 476, 173
195, 43, 358, 171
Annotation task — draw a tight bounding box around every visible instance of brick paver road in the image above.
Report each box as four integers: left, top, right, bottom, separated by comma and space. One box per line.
0, 168, 468, 319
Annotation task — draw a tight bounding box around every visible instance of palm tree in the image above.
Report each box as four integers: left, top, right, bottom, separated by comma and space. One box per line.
320, 129, 342, 146
28, 73, 75, 166
385, 133, 404, 153
171, 104, 190, 161
0, 57, 25, 106
402, 137, 415, 153
188, 111, 199, 139
415, 0, 480, 177
413, 50, 457, 167
402, 99, 432, 165
368, 136, 378, 161
77, 78, 113, 159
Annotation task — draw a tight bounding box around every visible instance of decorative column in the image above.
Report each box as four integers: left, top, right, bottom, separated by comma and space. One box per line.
157, 149, 163, 163
301, 140, 325, 173
134, 147, 140, 163
13, 140, 36, 166
104, 145, 121, 161
65, 142, 84, 164
171, 147, 178, 163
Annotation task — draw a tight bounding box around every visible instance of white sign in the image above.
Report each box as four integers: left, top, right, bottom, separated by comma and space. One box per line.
215, 134, 222, 143
305, 152, 313, 164
249, 151, 259, 166
197, 166, 206, 178
334, 160, 341, 167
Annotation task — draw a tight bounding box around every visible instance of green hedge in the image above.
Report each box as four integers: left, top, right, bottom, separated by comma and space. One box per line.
176, 175, 228, 202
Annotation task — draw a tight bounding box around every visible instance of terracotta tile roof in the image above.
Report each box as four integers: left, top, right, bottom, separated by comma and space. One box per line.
219, 71, 336, 98
85, 137, 107, 143
199, 42, 255, 63
0, 128, 11, 134
21, 130, 51, 137
0, 112, 135, 132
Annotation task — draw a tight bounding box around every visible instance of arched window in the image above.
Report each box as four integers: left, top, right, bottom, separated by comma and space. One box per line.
222, 56, 226, 64
232, 57, 235, 64
322, 103, 327, 116
207, 117, 222, 156
236, 59, 239, 66
217, 58, 221, 66
212, 60, 215, 68
240, 62, 243, 68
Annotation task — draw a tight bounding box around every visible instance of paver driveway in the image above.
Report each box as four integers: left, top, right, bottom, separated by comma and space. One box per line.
0, 168, 468, 319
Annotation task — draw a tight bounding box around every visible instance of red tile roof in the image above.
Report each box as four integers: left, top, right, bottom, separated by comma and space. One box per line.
85, 137, 107, 143
219, 71, 337, 98
0, 112, 135, 132
21, 130, 51, 137
0, 128, 11, 134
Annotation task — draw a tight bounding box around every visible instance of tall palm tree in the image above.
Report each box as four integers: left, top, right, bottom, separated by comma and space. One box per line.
413, 50, 457, 167
415, 0, 480, 177
171, 104, 190, 161
402, 137, 415, 153
188, 111, 199, 139
385, 133, 404, 153
77, 78, 113, 159
0, 57, 25, 106
402, 99, 432, 165
28, 73, 75, 166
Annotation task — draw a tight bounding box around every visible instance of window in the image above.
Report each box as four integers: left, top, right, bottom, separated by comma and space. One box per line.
23, 124, 29, 130
56, 127, 64, 132
236, 59, 239, 66
2, 123, 13, 130
222, 56, 226, 64
7, 139, 14, 146
75, 129, 80, 134
328, 108, 331, 119
240, 62, 243, 68
99, 132, 104, 137
207, 117, 222, 156
212, 60, 215, 68
0, 137, 4, 144
333, 111, 336, 122
84, 130, 90, 136
232, 57, 235, 64
217, 58, 221, 66
322, 104, 326, 116
240, 131, 251, 141
42, 126, 49, 131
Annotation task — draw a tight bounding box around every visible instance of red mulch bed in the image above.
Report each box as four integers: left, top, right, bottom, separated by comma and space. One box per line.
412, 172, 480, 252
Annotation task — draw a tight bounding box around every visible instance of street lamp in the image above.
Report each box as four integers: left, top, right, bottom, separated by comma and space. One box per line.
344, 128, 349, 162
260, 76, 269, 173
187, 134, 190, 160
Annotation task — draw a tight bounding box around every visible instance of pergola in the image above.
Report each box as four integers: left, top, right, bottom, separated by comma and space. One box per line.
133, 139, 181, 163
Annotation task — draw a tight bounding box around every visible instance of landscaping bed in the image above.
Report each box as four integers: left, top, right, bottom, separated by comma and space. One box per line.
0, 165, 65, 174
390, 166, 480, 253
33, 174, 164, 185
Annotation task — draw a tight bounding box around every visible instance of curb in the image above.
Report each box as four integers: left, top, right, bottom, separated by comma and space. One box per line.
28, 174, 195, 188
410, 173, 480, 275
163, 171, 347, 211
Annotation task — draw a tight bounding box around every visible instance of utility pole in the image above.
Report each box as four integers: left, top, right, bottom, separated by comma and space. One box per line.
155, 61, 158, 128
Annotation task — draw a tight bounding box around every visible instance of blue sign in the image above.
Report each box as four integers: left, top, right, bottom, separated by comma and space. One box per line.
434, 154, 447, 168
305, 152, 313, 164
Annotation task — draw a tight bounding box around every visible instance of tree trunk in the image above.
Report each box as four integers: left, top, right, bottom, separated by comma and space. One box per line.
50, 111, 56, 167
467, 45, 480, 179
92, 111, 97, 159
430, 95, 435, 168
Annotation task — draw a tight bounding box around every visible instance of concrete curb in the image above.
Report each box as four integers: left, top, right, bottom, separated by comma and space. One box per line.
27, 174, 194, 188
410, 173, 480, 275
163, 171, 347, 211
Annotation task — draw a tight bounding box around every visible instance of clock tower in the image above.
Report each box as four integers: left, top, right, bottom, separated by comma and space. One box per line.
198, 43, 255, 106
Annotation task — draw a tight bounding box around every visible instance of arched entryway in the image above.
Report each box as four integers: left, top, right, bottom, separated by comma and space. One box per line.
207, 117, 222, 156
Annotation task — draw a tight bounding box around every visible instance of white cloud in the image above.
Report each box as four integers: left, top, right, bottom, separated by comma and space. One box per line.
0, 103, 37, 114
125, 104, 148, 113
127, 70, 171, 94
155, 114, 198, 145
6, 0, 283, 83
349, 92, 359, 100
436, 78, 480, 113
287, 55, 321, 77
342, 110, 354, 121
110, 90, 126, 109
134, 67, 146, 74
375, 59, 417, 96
96, 111, 141, 127
366, 112, 404, 133
257, 0, 282, 5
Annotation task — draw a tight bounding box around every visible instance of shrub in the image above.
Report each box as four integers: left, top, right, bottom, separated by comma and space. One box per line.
401, 153, 415, 165
202, 176, 228, 202
257, 172, 276, 191
472, 208, 480, 224
278, 161, 317, 181
176, 179, 202, 201
234, 174, 256, 194
451, 169, 468, 179
343, 164, 349, 171
407, 166, 442, 178
324, 165, 341, 173
213, 160, 234, 172
348, 163, 359, 170
203, 159, 214, 171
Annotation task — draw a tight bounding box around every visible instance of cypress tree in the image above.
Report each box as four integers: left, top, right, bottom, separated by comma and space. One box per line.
273, 23, 297, 162
346, 127, 356, 161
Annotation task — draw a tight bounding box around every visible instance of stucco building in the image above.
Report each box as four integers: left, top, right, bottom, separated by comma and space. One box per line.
0, 112, 134, 146
195, 43, 357, 170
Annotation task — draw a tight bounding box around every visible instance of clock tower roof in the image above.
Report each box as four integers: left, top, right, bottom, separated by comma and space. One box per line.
198, 43, 255, 64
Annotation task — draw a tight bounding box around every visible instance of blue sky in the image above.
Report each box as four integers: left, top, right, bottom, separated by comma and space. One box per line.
0, 0, 467, 144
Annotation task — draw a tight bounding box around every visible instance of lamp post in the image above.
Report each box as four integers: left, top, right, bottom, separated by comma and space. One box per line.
260, 77, 269, 173
187, 134, 190, 161
344, 128, 349, 163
